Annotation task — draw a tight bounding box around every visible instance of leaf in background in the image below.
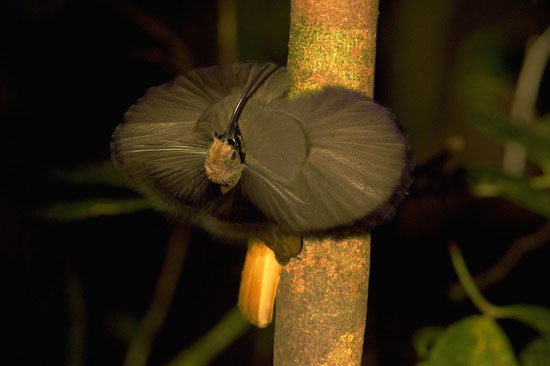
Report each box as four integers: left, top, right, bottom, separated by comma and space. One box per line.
37, 197, 150, 222
500, 304, 550, 335
520, 336, 550, 366
420, 315, 518, 366
412, 326, 444, 359
451, 28, 513, 112
468, 165, 550, 218
49, 160, 130, 188
468, 110, 550, 173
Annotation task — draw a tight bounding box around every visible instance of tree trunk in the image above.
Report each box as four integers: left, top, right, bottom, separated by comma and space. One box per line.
274, 0, 379, 365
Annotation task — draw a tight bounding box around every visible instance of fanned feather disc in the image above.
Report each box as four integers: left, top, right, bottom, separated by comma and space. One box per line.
112, 62, 413, 261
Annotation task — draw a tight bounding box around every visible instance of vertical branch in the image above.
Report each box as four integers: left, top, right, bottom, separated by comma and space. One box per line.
274, 237, 371, 365
274, 1, 378, 365
286, 0, 379, 98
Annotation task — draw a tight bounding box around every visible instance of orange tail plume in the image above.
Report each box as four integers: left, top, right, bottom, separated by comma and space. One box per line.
238, 239, 282, 328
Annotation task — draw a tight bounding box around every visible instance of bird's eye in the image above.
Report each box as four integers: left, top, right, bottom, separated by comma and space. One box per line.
214, 132, 219, 138
227, 138, 235, 146
231, 151, 237, 160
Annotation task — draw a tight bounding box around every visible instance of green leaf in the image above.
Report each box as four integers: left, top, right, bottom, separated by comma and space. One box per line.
468, 165, 550, 217
468, 110, 550, 173
421, 315, 518, 366
37, 197, 150, 222
452, 28, 513, 111
500, 304, 550, 335
412, 326, 444, 359
48, 160, 130, 188
520, 336, 550, 366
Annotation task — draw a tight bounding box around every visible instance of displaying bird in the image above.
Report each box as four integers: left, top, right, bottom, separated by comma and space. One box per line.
111, 62, 413, 327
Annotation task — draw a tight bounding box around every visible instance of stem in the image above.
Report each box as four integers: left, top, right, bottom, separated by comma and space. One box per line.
66, 272, 86, 366
448, 242, 505, 318
168, 307, 251, 366
274, 2, 378, 363
123, 223, 191, 366
448, 221, 550, 301
503, 26, 550, 175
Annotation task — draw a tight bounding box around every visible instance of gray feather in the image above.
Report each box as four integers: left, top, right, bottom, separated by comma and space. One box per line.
241, 88, 410, 233
111, 62, 413, 261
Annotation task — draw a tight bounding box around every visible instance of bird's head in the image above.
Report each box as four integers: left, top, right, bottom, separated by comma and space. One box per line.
204, 131, 244, 191
204, 63, 274, 192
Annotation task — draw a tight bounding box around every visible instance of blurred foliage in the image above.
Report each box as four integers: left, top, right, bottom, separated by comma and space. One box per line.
418, 23, 550, 365
462, 23, 550, 219
468, 165, 550, 218
468, 111, 550, 174
38, 197, 150, 222
415, 244, 550, 365
389, 0, 456, 162
6, 0, 550, 365
452, 28, 514, 112
520, 335, 550, 366
37, 158, 252, 365
419, 315, 518, 366
499, 304, 550, 336
236, 0, 289, 65
411, 326, 444, 359
36, 160, 150, 221
169, 307, 251, 366
48, 160, 131, 188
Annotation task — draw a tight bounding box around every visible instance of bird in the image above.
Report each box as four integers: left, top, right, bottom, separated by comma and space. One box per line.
111, 62, 413, 327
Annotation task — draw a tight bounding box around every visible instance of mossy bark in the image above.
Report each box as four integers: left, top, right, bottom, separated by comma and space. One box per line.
274, 0, 378, 365
286, 0, 378, 98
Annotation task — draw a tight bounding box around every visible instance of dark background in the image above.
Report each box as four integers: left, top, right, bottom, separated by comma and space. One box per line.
2, 0, 550, 365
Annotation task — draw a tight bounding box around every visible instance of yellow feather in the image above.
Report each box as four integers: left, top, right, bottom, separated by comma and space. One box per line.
238, 239, 281, 328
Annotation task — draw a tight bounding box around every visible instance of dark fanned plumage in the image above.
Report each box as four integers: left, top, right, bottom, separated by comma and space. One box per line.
111, 62, 413, 262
